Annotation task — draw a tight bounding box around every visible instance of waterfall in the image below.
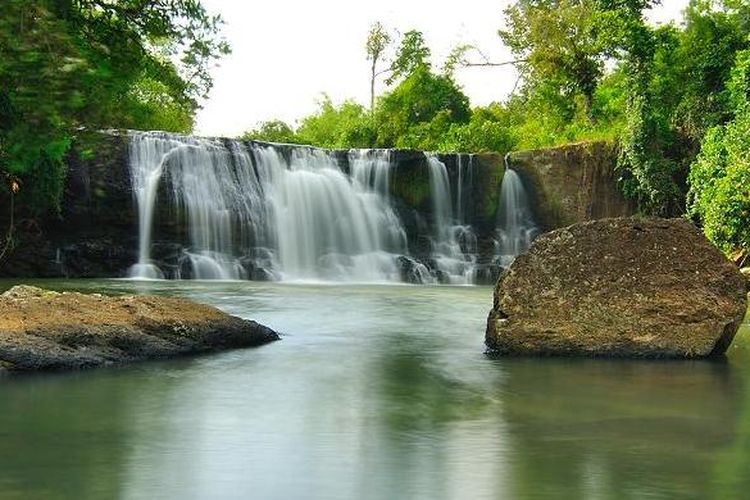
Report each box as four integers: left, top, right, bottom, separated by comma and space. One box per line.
127, 132, 408, 282
127, 133, 188, 279
496, 158, 539, 268
127, 131, 538, 284
349, 149, 392, 200
255, 146, 407, 281
425, 154, 477, 284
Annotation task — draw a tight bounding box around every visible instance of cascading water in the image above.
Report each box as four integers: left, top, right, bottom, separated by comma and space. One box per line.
455, 154, 478, 270
127, 131, 537, 285
495, 157, 539, 268
349, 149, 392, 199
253, 146, 408, 281
127, 131, 408, 282
128, 133, 187, 279
425, 154, 477, 284
128, 133, 256, 280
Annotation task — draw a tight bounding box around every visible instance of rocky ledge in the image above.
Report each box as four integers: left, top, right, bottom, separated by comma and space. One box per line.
0, 285, 279, 373
486, 217, 748, 358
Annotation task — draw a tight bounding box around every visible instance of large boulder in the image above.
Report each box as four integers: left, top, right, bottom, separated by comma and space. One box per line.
0, 285, 279, 372
486, 217, 748, 358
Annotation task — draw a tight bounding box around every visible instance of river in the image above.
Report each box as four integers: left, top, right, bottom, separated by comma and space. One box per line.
1, 280, 749, 499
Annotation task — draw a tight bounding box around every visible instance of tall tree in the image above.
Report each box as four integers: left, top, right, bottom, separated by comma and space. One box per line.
500, 0, 607, 121
365, 22, 392, 112
0, 0, 229, 213
387, 30, 431, 85
376, 66, 471, 148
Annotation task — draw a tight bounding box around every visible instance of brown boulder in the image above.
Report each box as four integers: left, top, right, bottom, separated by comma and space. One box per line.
0, 285, 279, 372
486, 217, 748, 358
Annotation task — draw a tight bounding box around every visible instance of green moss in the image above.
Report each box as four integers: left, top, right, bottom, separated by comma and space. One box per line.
474, 154, 506, 220
391, 159, 431, 210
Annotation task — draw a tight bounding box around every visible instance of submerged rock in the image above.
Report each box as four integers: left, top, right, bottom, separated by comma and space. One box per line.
486, 217, 748, 358
0, 285, 279, 373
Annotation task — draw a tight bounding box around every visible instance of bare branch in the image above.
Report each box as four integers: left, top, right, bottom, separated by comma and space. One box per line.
444, 43, 526, 75
460, 59, 526, 68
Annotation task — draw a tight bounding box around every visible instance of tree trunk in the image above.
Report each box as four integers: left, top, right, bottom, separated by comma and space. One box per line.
584, 91, 595, 125
370, 58, 377, 112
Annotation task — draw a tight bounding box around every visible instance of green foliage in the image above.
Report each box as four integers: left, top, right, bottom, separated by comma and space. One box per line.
0, 0, 228, 213
242, 62, 474, 153
500, 0, 606, 120
507, 70, 628, 151
615, 25, 680, 215
375, 66, 471, 149
297, 97, 376, 149
242, 120, 302, 145
728, 49, 750, 112
688, 109, 750, 253
441, 106, 517, 153
387, 30, 432, 85
688, 50, 750, 253
670, 0, 750, 142
604, 0, 749, 216
119, 75, 195, 133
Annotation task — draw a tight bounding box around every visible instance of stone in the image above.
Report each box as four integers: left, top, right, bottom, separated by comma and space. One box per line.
397, 255, 430, 284
508, 141, 635, 231
0, 285, 279, 372
486, 217, 748, 358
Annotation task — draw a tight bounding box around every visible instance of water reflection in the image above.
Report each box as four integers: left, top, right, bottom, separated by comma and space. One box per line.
0, 370, 140, 499
0, 280, 749, 499
497, 359, 743, 499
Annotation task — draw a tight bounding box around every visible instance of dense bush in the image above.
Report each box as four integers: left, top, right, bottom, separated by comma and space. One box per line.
0, 0, 228, 214
688, 51, 750, 253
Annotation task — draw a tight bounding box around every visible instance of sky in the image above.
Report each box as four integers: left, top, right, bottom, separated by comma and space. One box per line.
195, 0, 691, 137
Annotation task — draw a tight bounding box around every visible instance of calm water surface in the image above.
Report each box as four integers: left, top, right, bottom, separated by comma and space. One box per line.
1, 280, 750, 500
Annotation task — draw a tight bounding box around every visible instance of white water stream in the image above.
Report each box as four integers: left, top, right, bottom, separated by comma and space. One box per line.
128, 132, 538, 283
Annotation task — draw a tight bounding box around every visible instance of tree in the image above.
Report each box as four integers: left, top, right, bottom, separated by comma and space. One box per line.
500, 0, 607, 122
671, 0, 750, 143
242, 120, 301, 144
688, 50, 750, 254
375, 66, 471, 148
387, 30, 431, 85
297, 96, 376, 149
366, 22, 392, 112
599, 0, 749, 216
0, 0, 229, 214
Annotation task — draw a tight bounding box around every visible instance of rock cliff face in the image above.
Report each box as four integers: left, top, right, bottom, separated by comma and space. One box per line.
0, 285, 279, 372
486, 217, 748, 358
0, 132, 137, 278
508, 141, 635, 231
